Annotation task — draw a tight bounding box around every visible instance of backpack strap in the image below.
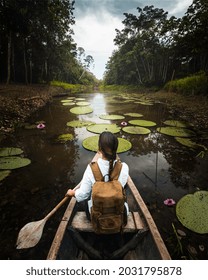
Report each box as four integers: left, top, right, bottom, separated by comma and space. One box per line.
110, 160, 122, 181
90, 162, 104, 181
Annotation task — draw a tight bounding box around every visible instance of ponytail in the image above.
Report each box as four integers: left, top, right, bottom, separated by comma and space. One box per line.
98, 132, 118, 179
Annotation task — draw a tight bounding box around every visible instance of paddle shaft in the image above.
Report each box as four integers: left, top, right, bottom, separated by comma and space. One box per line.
44, 196, 69, 221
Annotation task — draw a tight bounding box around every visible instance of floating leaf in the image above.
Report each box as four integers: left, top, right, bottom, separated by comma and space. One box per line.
70, 106, 93, 115
176, 191, 208, 234
163, 120, 190, 128
124, 113, 143, 117
175, 137, 207, 150
75, 98, 85, 101
0, 170, 11, 181
129, 119, 156, 127
87, 123, 121, 134
0, 156, 31, 170
56, 133, 74, 143
66, 120, 95, 128
82, 136, 132, 153
135, 101, 154, 106
122, 126, 151, 135
157, 127, 195, 138
62, 102, 75, 106
99, 114, 125, 120
0, 147, 23, 157
76, 101, 90, 106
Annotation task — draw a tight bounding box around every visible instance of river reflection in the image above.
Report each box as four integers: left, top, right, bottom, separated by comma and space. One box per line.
0, 91, 207, 260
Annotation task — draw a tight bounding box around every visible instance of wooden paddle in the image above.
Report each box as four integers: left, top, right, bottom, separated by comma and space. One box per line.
16, 196, 70, 249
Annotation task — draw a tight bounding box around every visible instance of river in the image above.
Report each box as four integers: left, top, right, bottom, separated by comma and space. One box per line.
0, 91, 207, 260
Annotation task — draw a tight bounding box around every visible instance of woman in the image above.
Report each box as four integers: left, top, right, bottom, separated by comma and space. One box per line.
66, 131, 129, 216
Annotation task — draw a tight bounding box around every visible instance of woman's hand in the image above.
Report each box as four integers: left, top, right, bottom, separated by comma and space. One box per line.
66, 189, 75, 197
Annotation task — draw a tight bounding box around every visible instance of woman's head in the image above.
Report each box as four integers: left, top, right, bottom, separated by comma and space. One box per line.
98, 131, 118, 161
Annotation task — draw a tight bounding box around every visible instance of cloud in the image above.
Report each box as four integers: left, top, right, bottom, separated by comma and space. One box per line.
72, 0, 193, 79
73, 9, 123, 79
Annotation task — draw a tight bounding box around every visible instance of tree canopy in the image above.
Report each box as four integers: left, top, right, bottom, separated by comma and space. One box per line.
104, 0, 208, 88
0, 0, 96, 85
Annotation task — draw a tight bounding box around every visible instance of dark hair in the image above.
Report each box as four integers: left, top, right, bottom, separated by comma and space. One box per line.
98, 131, 118, 178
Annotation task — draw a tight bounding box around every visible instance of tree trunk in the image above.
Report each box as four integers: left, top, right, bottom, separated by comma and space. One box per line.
23, 39, 28, 84
6, 30, 12, 85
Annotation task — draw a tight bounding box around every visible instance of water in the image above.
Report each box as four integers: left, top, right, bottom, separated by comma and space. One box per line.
0, 92, 207, 260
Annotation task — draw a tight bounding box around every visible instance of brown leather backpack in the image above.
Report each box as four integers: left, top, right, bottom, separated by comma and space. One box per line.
90, 160, 127, 234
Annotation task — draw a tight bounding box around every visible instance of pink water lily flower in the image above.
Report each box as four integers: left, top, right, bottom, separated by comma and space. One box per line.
37, 123, 45, 129
164, 198, 176, 206
121, 121, 128, 126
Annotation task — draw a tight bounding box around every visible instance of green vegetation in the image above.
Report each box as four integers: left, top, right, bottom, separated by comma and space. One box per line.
0, 1, 97, 86
50, 81, 93, 93
164, 73, 208, 95
176, 191, 208, 234
103, 1, 208, 96
82, 136, 132, 153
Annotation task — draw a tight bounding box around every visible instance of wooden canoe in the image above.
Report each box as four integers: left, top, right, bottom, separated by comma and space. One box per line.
47, 154, 171, 260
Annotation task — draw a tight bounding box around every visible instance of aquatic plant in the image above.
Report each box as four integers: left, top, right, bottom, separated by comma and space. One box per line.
0, 147, 23, 157
163, 120, 190, 128
99, 114, 125, 120
122, 126, 151, 135
157, 127, 195, 137
176, 191, 208, 234
164, 198, 176, 206
87, 123, 121, 134
37, 123, 45, 129
0, 156, 31, 169
56, 134, 74, 143
0, 170, 11, 181
70, 106, 93, 115
124, 113, 143, 117
66, 120, 95, 128
82, 136, 132, 153
129, 119, 156, 127
76, 101, 90, 106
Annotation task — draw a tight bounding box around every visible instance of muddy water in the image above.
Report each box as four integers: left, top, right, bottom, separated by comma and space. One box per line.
0, 92, 207, 260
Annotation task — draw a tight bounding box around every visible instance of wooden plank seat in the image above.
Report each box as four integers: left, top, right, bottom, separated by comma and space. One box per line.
71, 211, 145, 233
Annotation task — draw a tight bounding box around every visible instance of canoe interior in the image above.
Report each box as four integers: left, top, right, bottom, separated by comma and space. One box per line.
49, 186, 167, 260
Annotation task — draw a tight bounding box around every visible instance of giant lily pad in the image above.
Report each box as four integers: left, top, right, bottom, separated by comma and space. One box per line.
0, 156, 31, 170
129, 119, 156, 127
62, 102, 75, 106
70, 106, 93, 115
87, 124, 121, 134
56, 134, 74, 143
76, 101, 90, 106
82, 136, 132, 153
99, 114, 125, 120
163, 120, 190, 128
175, 137, 207, 150
122, 126, 151, 135
176, 191, 208, 234
66, 120, 95, 128
124, 113, 143, 117
157, 127, 195, 138
0, 147, 23, 157
0, 170, 11, 181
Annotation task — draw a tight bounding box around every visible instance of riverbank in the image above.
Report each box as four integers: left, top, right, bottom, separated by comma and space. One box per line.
0, 84, 62, 134
0, 84, 208, 136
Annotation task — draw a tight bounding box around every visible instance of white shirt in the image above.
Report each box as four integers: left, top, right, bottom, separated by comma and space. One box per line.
75, 158, 129, 213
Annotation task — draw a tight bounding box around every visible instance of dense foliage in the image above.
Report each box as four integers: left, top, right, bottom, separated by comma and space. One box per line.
0, 0, 96, 85
104, 0, 208, 93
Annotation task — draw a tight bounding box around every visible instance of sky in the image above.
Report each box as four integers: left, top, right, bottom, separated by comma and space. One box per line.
72, 0, 193, 80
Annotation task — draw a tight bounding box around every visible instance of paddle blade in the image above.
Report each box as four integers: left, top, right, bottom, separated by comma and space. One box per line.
16, 219, 46, 249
